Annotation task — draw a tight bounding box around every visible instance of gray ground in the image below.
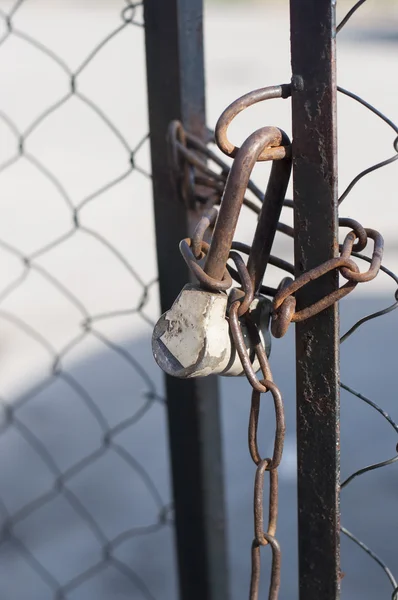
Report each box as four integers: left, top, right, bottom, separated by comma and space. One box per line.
0, 1, 397, 599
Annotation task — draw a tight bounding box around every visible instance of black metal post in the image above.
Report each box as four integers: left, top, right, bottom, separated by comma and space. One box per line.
290, 1, 340, 599
144, 2, 229, 600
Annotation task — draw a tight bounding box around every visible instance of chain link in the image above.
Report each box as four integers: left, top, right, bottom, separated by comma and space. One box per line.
271, 227, 384, 337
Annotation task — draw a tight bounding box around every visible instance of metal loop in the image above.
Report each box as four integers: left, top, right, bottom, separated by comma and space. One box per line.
192, 207, 218, 259
273, 255, 358, 309
175, 141, 222, 182
228, 301, 266, 393
271, 296, 296, 339
244, 317, 273, 382
204, 126, 290, 283
339, 217, 368, 252
228, 251, 254, 316
270, 277, 294, 339
249, 382, 286, 470
250, 534, 281, 600
292, 273, 359, 322
121, 3, 139, 24
254, 461, 278, 544
215, 84, 291, 160
179, 238, 232, 291
168, 120, 187, 175
340, 228, 384, 282
271, 255, 360, 338
167, 120, 195, 206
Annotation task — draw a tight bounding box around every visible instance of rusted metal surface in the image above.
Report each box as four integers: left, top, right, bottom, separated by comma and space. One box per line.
228, 251, 254, 316
154, 38, 389, 596
204, 126, 289, 282
339, 217, 368, 252
290, 0, 341, 597
340, 228, 384, 282
247, 147, 291, 292
192, 207, 218, 258
215, 84, 291, 160
228, 290, 286, 600
249, 383, 285, 471
271, 226, 383, 337
179, 237, 233, 291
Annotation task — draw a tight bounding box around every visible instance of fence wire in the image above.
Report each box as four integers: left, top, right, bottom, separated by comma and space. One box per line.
337, 2, 398, 598
0, 2, 175, 599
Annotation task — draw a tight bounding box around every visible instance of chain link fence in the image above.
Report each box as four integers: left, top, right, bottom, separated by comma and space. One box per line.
0, 1, 397, 599
334, 3, 398, 596
0, 1, 177, 598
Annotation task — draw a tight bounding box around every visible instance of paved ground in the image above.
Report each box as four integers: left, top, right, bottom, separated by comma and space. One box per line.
0, 1, 397, 599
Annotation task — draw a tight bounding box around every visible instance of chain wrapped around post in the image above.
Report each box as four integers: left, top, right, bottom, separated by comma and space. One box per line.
152, 84, 384, 599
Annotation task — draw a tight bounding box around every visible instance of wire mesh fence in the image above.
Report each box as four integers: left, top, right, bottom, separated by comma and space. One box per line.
335, 3, 398, 597
0, 1, 397, 599
0, 1, 177, 599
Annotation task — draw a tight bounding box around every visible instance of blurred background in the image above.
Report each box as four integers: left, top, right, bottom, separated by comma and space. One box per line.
0, 0, 397, 598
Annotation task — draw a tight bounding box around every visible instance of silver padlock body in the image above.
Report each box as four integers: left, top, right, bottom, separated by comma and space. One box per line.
153, 284, 230, 378
152, 284, 271, 379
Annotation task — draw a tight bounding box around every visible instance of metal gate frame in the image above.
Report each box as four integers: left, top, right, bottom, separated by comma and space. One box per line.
144, 2, 229, 600
145, 1, 339, 599
290, 2, 340, 598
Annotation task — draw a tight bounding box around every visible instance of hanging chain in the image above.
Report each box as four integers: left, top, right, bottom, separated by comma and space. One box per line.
228, 262, 285, 599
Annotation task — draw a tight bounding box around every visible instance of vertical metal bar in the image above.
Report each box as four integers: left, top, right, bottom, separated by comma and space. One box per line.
290, 1, 340, 599
144, 2, 229, 600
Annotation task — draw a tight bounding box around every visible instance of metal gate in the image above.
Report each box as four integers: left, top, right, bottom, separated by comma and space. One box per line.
0, 1, 397, 599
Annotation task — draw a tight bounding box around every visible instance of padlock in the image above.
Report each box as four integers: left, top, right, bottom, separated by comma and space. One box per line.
152, 284, 271, 378
153, 102, 291, 381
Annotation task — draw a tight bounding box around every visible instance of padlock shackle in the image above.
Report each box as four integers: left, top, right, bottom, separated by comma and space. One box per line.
203, 126, 291, 285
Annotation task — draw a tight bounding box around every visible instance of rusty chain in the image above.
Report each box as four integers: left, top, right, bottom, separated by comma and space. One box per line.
165, 80, 386, 597
271, 226, 384, 338
170, 116, 384, 333
229, 278, 285, 600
